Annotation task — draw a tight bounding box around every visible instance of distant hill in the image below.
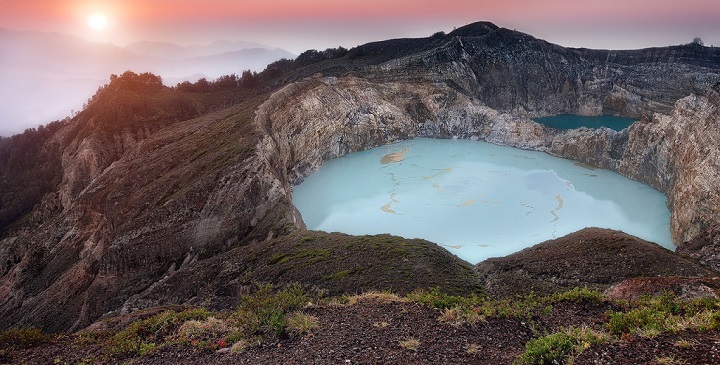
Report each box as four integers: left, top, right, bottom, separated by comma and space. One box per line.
138, 48, 296, 80
125, 39, 272, 59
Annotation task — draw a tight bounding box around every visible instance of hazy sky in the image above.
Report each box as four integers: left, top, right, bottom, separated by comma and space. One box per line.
1, 0, 719, 135
2, 0, 719, 52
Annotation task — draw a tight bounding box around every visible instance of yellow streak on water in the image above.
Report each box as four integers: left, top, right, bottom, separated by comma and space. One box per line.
381, 147, 409, 164
423, 167, 453, 180
391, 194, 399, 203
380, 202, 397, 214
550, 194, 564, 222
478, 200, 503, 205
458, 199, 477, 207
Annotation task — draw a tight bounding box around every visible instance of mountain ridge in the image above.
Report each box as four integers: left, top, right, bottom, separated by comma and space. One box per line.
1, 21, 720, 333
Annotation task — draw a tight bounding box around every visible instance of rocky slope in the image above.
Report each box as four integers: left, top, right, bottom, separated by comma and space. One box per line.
476, 228, 717, 299
1, 22, 720, 333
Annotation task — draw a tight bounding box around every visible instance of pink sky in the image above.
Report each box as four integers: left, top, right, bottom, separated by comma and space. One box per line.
1, 0, 719, 52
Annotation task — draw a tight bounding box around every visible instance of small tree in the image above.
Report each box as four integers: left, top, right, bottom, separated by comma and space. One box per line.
693, 37, 704, 46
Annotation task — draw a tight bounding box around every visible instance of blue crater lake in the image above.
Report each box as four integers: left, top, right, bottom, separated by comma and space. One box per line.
293, 138, 673, 264
533, 114, 636, 131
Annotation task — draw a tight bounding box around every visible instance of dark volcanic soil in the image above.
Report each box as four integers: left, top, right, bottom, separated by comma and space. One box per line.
8, 295, 720, 365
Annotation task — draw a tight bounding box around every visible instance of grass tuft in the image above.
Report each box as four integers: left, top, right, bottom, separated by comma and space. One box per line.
286, 312, 319, 336
549, 287, 603, 304
231, 283, 311, 342
514, 327, 606, 365
345, 291, 404, 306
399, 337, 420, 351
656, 355, 687, 365
408, 287, 481, 310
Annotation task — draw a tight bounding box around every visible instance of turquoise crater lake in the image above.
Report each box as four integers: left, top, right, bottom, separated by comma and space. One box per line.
293, 138, 673, 264
533, 114, 636, 131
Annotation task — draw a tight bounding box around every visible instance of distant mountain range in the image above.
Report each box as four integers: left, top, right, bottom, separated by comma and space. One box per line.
0, 29, 294, 135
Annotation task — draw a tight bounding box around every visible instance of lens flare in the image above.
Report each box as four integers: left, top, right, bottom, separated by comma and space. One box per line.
87, 13, 108, 30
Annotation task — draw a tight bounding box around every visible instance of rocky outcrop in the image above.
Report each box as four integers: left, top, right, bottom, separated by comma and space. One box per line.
474, 228, 716, 299
548, 84, 720, 243
677, 226, 720, 273
2, 22, 720, 332
604, 276, 720, 301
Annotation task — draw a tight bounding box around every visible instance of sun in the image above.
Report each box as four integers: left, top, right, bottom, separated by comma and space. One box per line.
87, 13, 108, 31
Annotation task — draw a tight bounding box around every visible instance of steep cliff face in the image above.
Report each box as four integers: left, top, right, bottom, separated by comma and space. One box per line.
0, 95, 291, 332
546, 85, 720, 243
2, 23, 720, 332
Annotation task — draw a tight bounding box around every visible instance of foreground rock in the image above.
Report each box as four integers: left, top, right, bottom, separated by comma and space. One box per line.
604, 276, 720, 301
678, 225, 720, 273
476, 228, 717, 299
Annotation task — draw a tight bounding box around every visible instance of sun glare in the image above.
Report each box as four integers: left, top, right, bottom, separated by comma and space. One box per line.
87, 13, 108, 31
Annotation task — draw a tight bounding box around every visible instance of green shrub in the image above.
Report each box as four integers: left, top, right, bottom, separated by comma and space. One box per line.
408, 287, 477, 310
550, 287, 603, 304
0, 328, 52, 355
170, 317, 234, 352
232, 283, 311, 342
680, 296, 720, 314
607, 293, 720, 337
286, 312, 319, 335
646, 292, 682, 315
480, 294, 551, 322
106, 308, 210, 357
607, 307, 667, 336
515, 327, 606, 365
711, 310, 720, 330
323, 269, 353, 281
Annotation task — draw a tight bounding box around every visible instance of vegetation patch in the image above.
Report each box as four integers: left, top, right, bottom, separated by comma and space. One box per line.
399, 337, 420, 351
549, 287, 604, 304
267, 248, 333, 266
230, 283, 313, 343
514, 327, 606, 365
343, 291, 405, 306
408, 286, 482, 310
0, 328, 53, 360
106, 308, 211, 357
323, 269, 353, 281
286, 312, 319, 336
4, 287, 720, 363
607, 292, 720, 337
